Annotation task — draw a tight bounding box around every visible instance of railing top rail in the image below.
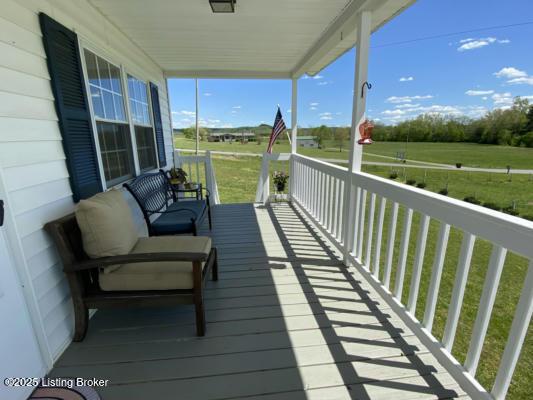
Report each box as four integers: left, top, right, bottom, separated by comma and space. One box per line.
296, 154, 533, 259
293, 153, 348, 178
263, 152, 291, 161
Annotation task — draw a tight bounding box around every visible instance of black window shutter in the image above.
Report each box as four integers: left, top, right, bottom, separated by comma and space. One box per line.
149, 82, 167, 168
39, 13, 102, 202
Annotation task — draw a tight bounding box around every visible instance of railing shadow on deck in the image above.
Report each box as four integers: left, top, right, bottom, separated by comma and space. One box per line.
266, 202, 460, 399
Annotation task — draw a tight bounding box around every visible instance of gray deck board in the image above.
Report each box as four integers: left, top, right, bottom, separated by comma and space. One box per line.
50, 202, 469, 399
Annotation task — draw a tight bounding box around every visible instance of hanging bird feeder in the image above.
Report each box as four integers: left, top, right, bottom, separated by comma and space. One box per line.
358, 119, 374, 145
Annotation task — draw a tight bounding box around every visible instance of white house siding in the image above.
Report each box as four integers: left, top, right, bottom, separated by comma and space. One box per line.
0, 0, 174, 364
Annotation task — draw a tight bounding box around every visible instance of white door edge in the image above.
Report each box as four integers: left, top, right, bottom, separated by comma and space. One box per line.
0, 167, 53, 371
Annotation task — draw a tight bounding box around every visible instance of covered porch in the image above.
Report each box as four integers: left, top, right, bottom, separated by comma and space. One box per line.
49, 202, 467, 399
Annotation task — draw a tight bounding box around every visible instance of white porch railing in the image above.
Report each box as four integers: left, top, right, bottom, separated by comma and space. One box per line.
290, 153, 533, 400
173, 150, 220, 205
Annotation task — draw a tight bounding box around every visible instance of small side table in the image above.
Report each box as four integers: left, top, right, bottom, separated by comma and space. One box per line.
173, 182, 203, 200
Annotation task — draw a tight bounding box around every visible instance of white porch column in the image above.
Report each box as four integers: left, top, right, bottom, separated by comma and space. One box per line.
343, 10, 372, 262
289, 77, 298, 200
195, 78, 199, 155
290, 78, 298, 154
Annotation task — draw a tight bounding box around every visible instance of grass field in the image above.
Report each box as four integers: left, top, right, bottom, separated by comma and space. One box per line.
175, 136, 533, 169
181, 152, 532, 399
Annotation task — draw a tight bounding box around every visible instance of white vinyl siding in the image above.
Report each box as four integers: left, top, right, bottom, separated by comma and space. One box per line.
0, 0, 173, 366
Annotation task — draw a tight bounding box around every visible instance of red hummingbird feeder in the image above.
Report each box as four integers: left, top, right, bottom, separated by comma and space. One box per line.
357, 119, 374, 145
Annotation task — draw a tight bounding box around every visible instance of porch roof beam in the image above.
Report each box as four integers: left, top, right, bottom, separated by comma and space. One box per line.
163, 70, 291, 79
292, 0, 377, 78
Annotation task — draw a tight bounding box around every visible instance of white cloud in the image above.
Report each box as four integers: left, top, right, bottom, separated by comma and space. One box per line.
204, 92, 212, 97
457, 37, 509, 52
494, 67, 527, 79
313, 75, 323, 80
310, 106, 317, 111
382, 109, 406, 116
494, 67, 533, 86
508, 76, 533, 85
482, 96, 488, 100
465, 89, 494, 96
394, 103, 421, 109
317, 81, 329, 86
492, 92, 513, 106
286, 109, 291, 113
175, 110, 196, 117
232, 105, 242, 109
310, 102, 319, 106
380, 103, 473, 123
386, 95, 433, 103
399, 76, 414, 82
319, 112, 333, 120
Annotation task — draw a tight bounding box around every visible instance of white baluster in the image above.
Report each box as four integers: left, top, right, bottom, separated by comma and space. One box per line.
423, 222, 451, 332
383, 202, 399, 289
356, 189, 367, 259
442, 232, 476, 350
373, 196, 386, 279
365, 193, 376, 270
407, 214, 430, 314
492, 260, 533, 400
394, 207, 413, 300
465, 245, 507, 375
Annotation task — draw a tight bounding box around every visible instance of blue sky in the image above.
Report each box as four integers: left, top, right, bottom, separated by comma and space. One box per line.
168, 0, 533, 128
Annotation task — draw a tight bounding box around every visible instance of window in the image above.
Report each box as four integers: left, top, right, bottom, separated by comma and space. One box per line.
84, 49, 134, 186
128, 75, 157, 172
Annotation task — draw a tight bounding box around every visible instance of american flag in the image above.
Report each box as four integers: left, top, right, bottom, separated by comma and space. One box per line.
266, 107, 287, 153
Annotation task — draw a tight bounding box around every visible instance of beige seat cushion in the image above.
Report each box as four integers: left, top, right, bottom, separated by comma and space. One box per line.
75, 190, 138, 271
99, 236, 212, 291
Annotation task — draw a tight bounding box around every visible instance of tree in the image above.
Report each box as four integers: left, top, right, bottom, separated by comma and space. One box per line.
199, 127, 208, 141
182, 126, 195, 139
312, 125, 332, 148
334, 127, 349, 152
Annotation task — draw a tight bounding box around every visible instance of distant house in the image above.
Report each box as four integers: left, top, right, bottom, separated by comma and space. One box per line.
208, 132, 256, 142
297, 136, 318, 148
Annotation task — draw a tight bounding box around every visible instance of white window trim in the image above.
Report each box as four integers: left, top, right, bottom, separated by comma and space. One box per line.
124, 71, 159, 172
78, 38, 161, 190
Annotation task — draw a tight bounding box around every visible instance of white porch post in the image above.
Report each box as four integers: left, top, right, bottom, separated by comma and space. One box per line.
343, 10, 371, 263
290, 78, 298, 154
195, 78, 199, 155
289, 77, 298, 200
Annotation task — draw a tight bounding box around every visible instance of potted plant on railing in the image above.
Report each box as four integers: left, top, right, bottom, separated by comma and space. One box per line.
272, 171, 289, 193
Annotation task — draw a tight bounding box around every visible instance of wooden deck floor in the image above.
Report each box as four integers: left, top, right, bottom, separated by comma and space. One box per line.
50, 202, 469, 399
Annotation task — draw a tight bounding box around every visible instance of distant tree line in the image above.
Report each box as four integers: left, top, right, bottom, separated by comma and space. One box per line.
175, 98, 533, 148
372, 98, 533, 147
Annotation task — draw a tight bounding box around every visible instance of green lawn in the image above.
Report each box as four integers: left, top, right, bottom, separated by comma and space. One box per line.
366, 141, 533, 169
175, 136, 533, 169
189, 153, 532, 399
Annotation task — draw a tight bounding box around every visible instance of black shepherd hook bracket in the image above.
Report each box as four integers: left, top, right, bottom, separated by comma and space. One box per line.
361, 81, 372, 98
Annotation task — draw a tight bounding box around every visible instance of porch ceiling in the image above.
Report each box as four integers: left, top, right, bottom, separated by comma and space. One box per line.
87, 0, 415, 78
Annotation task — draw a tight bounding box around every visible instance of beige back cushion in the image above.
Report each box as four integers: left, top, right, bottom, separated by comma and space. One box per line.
75, 189, 138, 261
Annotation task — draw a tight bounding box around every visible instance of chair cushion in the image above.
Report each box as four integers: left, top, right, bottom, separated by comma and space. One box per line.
151, 200, 207, 235
99, 236, 212, 291
75, 190, 138, 266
